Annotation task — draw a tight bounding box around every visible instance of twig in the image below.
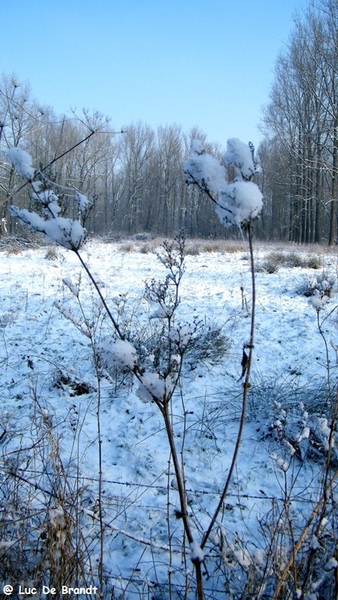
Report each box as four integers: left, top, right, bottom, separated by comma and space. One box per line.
272, 468, 338, 599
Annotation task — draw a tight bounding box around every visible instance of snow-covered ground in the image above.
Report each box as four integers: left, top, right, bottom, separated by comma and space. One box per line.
0, 238, 337, 598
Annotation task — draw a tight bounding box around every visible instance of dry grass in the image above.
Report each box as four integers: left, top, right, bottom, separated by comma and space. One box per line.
257, 250, 323, 273
118, 237, 246, 255
45, 247, 59, 260
117, 237, 334, 259
6, 245, 23, 255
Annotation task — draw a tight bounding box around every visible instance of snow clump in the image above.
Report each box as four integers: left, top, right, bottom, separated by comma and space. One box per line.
32, 189, 61, 218
184, 138, 263, 229
137, 371, 174, 402
183, 139, 227, 195
225, 138, 260, 180
97, 339, 138, 370
216, 180, 263, 228
76, 192, 90, 213
10, 207, 85, 250
63, 277, 79, 298
169, 323, 193, 350
190, 541, 204, 563
7, 147, 35, 180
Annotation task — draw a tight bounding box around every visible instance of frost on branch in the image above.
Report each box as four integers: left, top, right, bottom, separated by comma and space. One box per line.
75, 191, 94, 223
8, 147, 91, 250
31, 187, 61, 218
62, 277, 79, 298
183, 137, 263, 229
10, 206, 85, 250
169, 323, 193, 351
7, 147, 35, 180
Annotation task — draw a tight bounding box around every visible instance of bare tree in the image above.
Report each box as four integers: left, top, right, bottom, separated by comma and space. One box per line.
261, 0, 338, 244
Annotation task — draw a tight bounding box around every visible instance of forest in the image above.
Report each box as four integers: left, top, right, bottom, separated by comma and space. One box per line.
1, 0, 338, 244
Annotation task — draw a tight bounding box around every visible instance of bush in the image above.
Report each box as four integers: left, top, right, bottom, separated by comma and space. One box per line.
297, 271, 335, 297
259, 250, 323, 273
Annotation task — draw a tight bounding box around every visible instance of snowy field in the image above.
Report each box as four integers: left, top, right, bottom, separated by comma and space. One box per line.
0, 237, 337, 598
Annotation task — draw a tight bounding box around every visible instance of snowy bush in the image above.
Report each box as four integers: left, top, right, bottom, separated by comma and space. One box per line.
297, 271, 335, 298
4, 138, 265, 598
0, 402, 92, 591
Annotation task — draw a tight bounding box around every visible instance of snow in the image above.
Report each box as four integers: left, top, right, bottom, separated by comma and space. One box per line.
10, 207, 86, 249
216, 180, 263, 227
224, 138, 260, 180
76, 192, 89, 213
97, 338, 138, 370
62, 277, 79, 297
137, 371, 169, 402
190, 541, 204, 563
183, 139, 227, 194
7, 147, 35, 180
170, 323, 193, 349
184, 138, 263, 229
0, 239, 337, 596
32, 189, 61, 218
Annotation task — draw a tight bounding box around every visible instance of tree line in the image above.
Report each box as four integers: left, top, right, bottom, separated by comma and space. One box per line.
1, 0, 338, 244
0, 76, 234, 240
261, 0, 338, 245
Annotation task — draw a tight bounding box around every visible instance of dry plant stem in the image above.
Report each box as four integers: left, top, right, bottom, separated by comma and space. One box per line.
201, 222, 256, 550
316, 308, 336, 401
161, 404, 193, 541
166, 453, 173, 600
78, 298, 104, 595
161, 402, 204, 600
272, 468, 338, 600
75, 250, 124, 339
300, 315, 338, 597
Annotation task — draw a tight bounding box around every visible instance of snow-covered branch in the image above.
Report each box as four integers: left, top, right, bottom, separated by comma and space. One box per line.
7, 148, 89, 250
183, 137, 263, 228
10, 206, 85, 250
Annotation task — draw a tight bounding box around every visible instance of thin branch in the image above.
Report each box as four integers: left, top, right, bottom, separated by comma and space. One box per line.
8, 129, 97, 201
201, 222, 256, 549
185, 171, 234, 216
74, 249, 124, 339
84, 509, 175, 552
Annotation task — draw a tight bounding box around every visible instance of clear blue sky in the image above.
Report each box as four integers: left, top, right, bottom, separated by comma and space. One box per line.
1, 0, 308, 150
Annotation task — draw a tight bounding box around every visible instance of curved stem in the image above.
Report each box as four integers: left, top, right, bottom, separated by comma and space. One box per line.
201, 222, 256, 549
74, 250, 124, 339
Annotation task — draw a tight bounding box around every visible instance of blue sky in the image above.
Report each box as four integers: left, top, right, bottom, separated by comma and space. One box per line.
2, 0, 308, 150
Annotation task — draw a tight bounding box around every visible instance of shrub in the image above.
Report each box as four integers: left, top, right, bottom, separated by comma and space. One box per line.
297, 271, 335, 297
259, 250, 323, 273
